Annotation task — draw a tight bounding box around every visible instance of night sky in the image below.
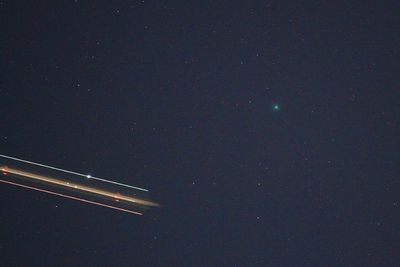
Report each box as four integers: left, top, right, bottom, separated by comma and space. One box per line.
1, 1, 399, 266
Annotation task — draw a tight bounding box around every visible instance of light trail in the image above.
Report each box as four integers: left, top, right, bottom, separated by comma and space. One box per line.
0, 154, 148, 192
0, 179, 143, 215
1, 166, 159, 208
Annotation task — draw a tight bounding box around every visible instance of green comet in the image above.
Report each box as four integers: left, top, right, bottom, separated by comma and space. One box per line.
272, 103, 280, 111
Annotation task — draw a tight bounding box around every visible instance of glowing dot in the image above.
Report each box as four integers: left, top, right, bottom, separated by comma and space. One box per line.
86, 175, 91, 179
272, 104, 280, 111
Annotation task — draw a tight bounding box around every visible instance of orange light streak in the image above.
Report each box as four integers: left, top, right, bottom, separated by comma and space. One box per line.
0, 179, 143, 215
1, 166, 159, 208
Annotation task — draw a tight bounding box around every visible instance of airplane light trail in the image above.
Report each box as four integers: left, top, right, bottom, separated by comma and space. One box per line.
0, 179, 143, 215
0, 154, 159, 215
0, 154, 148, 192
0, 166, 159, 208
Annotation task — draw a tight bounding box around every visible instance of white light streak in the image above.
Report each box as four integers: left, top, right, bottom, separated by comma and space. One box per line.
0, 154, 148, 192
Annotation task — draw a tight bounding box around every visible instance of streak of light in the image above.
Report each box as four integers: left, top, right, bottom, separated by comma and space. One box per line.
0, 179, 143, 215
0, 154, 148, 192
1, 166, 159, 208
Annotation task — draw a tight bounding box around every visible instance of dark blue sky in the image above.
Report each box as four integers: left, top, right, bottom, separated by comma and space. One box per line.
1, 1, 399, 266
